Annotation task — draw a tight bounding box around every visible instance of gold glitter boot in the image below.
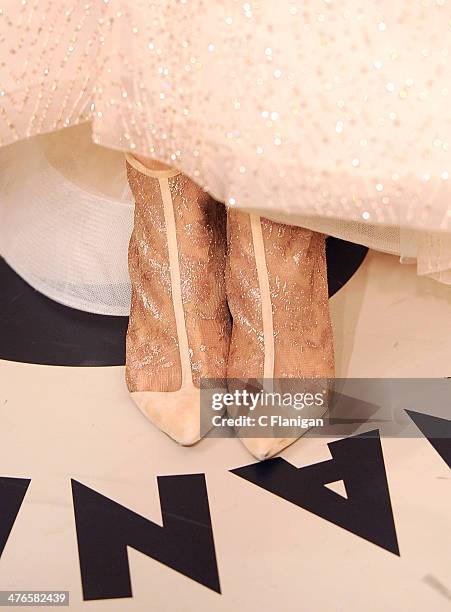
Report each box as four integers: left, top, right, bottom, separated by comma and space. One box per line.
125, 154, 230, 446
226, 210, 335, 460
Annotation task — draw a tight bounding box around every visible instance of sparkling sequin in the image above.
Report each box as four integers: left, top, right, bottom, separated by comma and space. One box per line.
1, 1, 451, 231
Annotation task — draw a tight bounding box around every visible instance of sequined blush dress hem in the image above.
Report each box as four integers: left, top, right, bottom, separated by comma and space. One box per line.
2, 0, 451, 310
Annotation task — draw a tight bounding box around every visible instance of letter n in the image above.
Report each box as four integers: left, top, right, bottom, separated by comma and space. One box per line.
71, 474, 220, 600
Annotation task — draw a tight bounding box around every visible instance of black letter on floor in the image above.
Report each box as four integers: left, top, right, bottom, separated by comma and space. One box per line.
406, 410, 451, 469
71, 474, 220, 600
0, 477, 30, 557
231, 430, 399, 555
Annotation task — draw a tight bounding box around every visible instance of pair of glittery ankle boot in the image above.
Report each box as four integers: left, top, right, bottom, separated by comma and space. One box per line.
125, 155, 334, 460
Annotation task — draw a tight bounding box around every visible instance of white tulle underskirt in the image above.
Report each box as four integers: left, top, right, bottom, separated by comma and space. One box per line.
1, 124, 450, 317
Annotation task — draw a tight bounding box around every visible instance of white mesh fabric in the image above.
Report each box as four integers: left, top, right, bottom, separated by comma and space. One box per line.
0, 126, 134, 316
